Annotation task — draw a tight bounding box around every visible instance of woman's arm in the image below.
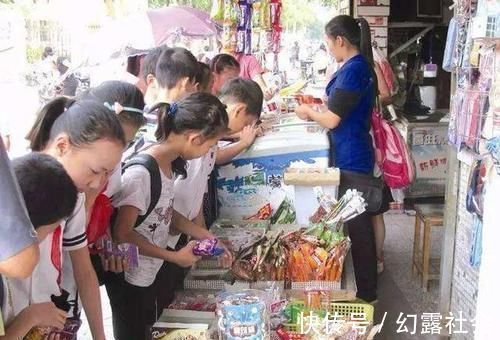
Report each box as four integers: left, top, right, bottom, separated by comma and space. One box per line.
295, 104, 342, 130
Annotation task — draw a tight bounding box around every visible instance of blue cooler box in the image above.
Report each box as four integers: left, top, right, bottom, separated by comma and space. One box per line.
215, 127, 329, 220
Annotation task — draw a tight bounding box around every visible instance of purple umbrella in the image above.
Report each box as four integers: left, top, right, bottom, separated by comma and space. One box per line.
147, 6, 217, 46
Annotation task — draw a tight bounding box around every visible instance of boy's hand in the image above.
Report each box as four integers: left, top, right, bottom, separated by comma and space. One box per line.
27, 302, 67, 330
240, 125, 261, 148
47, 333, 61, 340
101, 254, 129, 273
174, 241, 201, 268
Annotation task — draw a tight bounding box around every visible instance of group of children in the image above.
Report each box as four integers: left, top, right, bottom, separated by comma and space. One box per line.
0, 47, 264, 340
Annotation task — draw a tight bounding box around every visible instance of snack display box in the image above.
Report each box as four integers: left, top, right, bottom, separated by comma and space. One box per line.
215, 128, 330, 221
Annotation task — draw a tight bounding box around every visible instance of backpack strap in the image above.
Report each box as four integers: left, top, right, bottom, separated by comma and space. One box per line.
122, 154, 162, 228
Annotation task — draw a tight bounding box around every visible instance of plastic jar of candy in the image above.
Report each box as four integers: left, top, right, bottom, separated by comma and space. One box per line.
216, 290, 269, 339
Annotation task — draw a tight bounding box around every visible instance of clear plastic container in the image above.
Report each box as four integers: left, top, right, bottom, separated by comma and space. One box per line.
216, 290, 270, 339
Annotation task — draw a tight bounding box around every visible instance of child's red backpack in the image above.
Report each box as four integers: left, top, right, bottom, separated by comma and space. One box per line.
87, 153, 162, 248
87, 189, 114, 247
371, 108, 416, 189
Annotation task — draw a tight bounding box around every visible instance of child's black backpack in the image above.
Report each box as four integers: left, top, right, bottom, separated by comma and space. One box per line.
91, 149, 162, 286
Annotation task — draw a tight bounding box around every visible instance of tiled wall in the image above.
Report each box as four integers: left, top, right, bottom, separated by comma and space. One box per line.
449, 161, 479, 339
354, 0, 390, 56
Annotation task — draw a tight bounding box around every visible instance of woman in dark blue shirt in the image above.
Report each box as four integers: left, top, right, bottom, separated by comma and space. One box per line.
295, 15, 378, 302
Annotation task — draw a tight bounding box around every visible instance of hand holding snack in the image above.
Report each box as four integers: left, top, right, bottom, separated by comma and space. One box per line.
27, 302, 67, 330
175, 241, 202, 268
294, 104, 311, 121
101, 254, 129, 273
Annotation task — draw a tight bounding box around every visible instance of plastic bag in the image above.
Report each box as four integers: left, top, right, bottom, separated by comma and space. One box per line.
373, 46, 398, 95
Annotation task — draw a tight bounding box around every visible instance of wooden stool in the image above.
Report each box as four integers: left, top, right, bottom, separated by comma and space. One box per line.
412, 204, 445, 292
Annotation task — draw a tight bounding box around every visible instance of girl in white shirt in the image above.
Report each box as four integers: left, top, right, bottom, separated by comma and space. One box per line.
59, 81, 147, 322
110, 92, 229, 340
19, 97, 127, 340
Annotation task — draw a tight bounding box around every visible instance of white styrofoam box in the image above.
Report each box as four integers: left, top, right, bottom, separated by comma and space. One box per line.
294, 185, 338, 225
216, 128, 329, 220
364, 16, 389, 27
371, 27, 388, 39
357, 6, 390, 16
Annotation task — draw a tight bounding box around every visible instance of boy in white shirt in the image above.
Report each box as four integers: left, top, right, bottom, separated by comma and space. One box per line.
2, 153, 78, 339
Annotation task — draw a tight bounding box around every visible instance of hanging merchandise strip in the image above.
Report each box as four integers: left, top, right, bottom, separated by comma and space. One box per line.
214, 0, 282, 57
448, 37, 499, 152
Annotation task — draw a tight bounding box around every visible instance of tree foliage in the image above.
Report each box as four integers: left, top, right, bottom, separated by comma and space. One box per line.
148, 0, 211, 11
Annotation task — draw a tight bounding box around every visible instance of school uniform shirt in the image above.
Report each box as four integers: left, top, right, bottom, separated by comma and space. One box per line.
326, 54, 375, 175
3, 194, 87, 324
60, 165, 122, 318
113, 163, 174, 287
1, 275, 20, 327
169, 146, 217, 248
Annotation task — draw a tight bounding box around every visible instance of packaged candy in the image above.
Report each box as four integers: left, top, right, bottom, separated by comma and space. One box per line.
270, 0, 282, 26
245, 29, 253, 55
270, 199, 296, 224
261, 0, 271, 29
211, 0, 224, 21
25, 319, 81, 340
245, 203, 273, 220
236, 29, 246, 53
169, 291, 218, 312
217, 290, 270, 340
275, 325, 306, 340
252, 1, 262, 28
95, 239, 139, 268
238, 1, 249, 29
223, 0, 235, 21
193, 239, 225, 257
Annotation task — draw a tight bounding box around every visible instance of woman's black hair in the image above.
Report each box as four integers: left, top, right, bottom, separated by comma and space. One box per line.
196, 62, 212, 93
210, 53, 240, 74
79, 80, 146, 129
141, 45, 167, 82
26, 97, 126, 152
150, 92, 229, 178
325, 15, 374, 66
156, 47, 199, 89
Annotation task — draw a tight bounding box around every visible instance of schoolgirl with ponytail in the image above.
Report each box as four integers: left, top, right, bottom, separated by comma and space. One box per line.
109, 92, 229, 340
9, 97, 126, 340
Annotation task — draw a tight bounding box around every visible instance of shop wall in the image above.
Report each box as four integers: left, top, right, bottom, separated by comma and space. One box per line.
449, 160, 479, 338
